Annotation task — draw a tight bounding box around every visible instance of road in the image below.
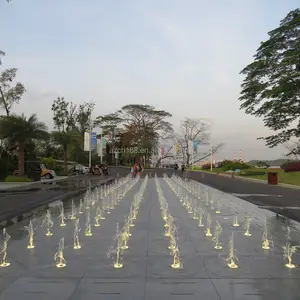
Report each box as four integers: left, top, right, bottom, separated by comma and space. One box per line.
0, 175, 114, 227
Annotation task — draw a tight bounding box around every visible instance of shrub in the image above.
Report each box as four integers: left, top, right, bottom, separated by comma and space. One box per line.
41, 157, 56, 169
217, 160, 232, 168
284, 161, 300, 173
255, 160, 270, 168
280, 160, 296, 170
5, 175, 32, 182
222, 162, 251, 171
240, 170, 266, 176
202, 163, 215, 170
191, 166, 202, 170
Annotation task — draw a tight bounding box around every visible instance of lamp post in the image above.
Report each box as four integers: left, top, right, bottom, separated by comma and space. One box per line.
88, 118, 93, 169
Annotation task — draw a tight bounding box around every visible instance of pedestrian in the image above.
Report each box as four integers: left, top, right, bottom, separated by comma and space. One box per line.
132, 162, 138, 178
174, 162, 179, 175
138, 162, 143, 175
181, 163, 185, 175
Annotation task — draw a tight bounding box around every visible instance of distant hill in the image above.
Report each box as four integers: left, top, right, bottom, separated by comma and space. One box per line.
247, 158, 294, 166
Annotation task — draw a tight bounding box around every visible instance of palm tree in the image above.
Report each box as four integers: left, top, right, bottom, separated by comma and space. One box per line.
51, 130, 80, 173
0, 114, 49, 176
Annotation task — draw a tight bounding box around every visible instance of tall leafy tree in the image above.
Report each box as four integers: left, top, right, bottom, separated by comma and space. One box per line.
0, 114, 48, 175
51, 97, 79, 172
0, 52, 25, 116
239, 9, 300, 148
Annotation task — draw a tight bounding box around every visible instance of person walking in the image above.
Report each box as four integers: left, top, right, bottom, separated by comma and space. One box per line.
132, 162, 138, 178
137, 162, 143, 176
181, 163, 185, 175
174, 163, 179, 175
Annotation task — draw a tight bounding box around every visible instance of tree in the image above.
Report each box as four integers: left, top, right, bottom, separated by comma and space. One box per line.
96, 105, 172, 165
51, 97, 79, 172
173, 117, 223, 166
0, 114, 48, 175
239, 9, 300, 148
256, 160, 270, 168
76, 101, 95, 135
0, 52, 25, 116
283, 141, 300, 160
120, 104, 172, 164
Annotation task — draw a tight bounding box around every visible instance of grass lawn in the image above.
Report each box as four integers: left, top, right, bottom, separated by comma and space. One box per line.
191, 167, 300, 186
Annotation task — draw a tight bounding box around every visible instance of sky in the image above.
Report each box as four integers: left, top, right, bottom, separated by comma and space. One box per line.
0, 0, 299, 161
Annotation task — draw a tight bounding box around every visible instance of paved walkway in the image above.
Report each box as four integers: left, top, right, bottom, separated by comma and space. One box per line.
0, 177, 299, 299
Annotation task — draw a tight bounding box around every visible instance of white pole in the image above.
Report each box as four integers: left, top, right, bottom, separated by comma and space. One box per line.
89, 119, 93, 169
210, 144, 213, 171
100, 135, 103, 163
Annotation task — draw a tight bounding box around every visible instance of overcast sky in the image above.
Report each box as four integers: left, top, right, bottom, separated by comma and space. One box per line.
0, 0, 298, 161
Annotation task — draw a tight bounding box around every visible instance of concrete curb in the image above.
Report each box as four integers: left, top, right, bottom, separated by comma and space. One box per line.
0, 175, 82, 193
0, 177, 115, 230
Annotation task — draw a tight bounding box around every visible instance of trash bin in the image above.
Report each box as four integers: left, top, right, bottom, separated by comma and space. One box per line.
268, 172, 278, 185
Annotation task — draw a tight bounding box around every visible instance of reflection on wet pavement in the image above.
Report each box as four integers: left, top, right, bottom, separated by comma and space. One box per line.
0, 175, 299, 299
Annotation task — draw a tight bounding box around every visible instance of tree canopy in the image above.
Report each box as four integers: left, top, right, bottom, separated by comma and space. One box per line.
0, 51, 25, 116
239, 9, 300, 148
96, 104, 172, 165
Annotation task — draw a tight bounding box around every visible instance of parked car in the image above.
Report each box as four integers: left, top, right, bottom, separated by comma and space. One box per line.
74, 164, 89, 174
13, 161, 56, 180
41, 163, 56, 179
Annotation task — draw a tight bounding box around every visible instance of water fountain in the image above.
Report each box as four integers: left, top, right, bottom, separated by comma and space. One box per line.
109, 223, 123, 268
25, 220, 35, 249
212, 220, 223, 249
205, 213, 212, 237
283, 227, 297, 268
78, 199, 84, 214
0, 229, 10, 267
262, 217, 272, 250
225, 233, 238, 269
170, 246, 183, 269
85, 210, 92, 236
59, 203, 67, 227
215, 200, 221, 214
121, 228, 129, 250
198, 208, 204, 227
94, 206, 101, 227
69, 200, 77, 220
73, 219, 81, 249
243, 215, 252, 236
41, 209, 54, 236
165, 215, 174, 237
54, 237, 66, 268
233, 216, 240, 227
168, 224, 177, 250
192, 207, 198, 220
283, 241, 297, 268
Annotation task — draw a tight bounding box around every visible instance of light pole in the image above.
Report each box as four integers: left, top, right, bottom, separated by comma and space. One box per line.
210, 144, 213, 171
88, 118, 93, 169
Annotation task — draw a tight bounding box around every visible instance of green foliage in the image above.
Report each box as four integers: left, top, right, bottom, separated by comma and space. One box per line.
240, 170, 267, 176
217, 160, 233, 168
239, 9, 300, 147
222, 162, 251, 171
280, 160, 295, 169
0, 114, 49, 144
255, 160, 270, 168
0, 55, 26, 116
201, 163, 215, 170
5, 175, 31, 182
41, 157, 56, 169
